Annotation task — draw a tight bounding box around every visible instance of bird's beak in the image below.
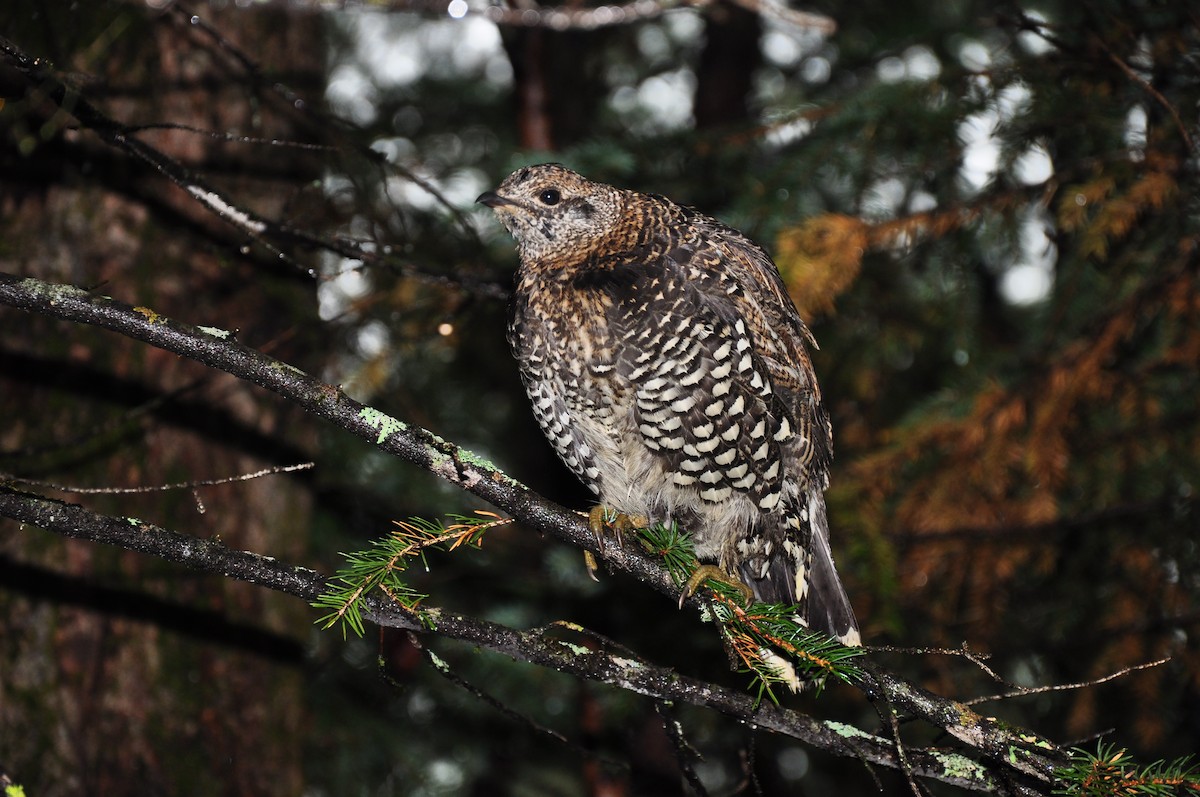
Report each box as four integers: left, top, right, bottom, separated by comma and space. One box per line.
476, 191, 512, 208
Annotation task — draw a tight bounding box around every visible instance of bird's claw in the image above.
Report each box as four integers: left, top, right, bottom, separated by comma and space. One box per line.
587, 505, 647, 547
679, 564, 755, 609
583, 550, 602, 582
584, 505, 648, 580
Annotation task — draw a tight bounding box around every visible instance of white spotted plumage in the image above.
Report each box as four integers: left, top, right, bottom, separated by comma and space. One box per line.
480, 164, 860, 646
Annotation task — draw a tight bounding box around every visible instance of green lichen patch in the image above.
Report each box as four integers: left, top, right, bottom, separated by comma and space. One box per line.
360, 407, 407, 444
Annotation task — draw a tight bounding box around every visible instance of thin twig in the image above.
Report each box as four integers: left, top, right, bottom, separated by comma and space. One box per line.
123, 122, 340, 153
875, 688, 924, 797
956, 644, 1009, 686
1095, 38, 1196, 153
654, 702, 708, 797
402, 631, 624, 760
964, 657, 1171, 706
871, 643, 1172, 706
1, 462, 315, 495
742, 734, 763, 797
867, 642, 1006, 685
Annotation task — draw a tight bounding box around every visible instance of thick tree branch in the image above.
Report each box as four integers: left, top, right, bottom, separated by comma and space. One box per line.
474, 0, 835, 34
0, 271, 671, 591
168, 0, 837, 34
0, 484, 997, 792
0, 271, 1070, 792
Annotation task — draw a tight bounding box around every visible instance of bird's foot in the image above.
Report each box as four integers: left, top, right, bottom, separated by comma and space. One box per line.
583, 506, 649, 581
679, 564, 755, 609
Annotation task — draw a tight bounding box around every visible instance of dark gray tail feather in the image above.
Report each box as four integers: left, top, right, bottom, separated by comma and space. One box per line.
806, 491, 860, 646
739, 492, 861, 647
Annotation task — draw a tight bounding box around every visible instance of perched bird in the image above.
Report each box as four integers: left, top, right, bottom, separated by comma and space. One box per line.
479, 164, 860, 646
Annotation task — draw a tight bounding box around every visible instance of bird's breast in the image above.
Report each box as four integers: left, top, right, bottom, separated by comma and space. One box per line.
508, 273, 638, 490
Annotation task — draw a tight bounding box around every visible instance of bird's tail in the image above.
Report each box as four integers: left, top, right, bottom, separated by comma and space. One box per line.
805, 491, 860, 647
739, 490, 860, 647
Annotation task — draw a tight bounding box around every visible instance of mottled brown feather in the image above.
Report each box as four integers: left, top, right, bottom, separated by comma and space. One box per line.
480, 164, 859, 645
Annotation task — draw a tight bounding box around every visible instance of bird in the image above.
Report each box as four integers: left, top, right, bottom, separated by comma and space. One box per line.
478, 164, 860, 647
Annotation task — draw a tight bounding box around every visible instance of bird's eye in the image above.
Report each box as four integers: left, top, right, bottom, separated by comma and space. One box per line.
539, 189, 561, 206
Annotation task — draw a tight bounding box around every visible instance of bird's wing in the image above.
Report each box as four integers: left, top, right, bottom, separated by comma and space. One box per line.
590, 242, 795, 509
702, 225, 832, 476
703, 227, 858, 644
587, 223, 858, 641
507, 283, 625, 497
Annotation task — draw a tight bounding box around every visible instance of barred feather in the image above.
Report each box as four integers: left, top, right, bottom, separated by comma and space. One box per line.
480, 164, 859, 646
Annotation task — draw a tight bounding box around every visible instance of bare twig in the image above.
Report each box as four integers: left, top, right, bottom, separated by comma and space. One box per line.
401, 630, 613, 761
964, 658, 1171, 707
888, 706, 925, 797
956, 644, 1008, 686
872, 643, 1171, 719
122, 122, 339, 152
654, 702, 709, 797
2, 462, 314, 495
1095, 38, 1196, 153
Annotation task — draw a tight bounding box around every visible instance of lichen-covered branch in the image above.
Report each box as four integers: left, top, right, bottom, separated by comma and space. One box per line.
0, 272, 1068, 792
0, 485, 1001, 792
0, 272, 672, 593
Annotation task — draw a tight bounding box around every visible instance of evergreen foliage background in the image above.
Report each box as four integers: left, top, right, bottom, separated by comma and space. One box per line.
1, 0, 1197, 793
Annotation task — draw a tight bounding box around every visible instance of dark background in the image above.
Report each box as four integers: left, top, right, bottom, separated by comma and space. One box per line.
1, 0, 1197, 794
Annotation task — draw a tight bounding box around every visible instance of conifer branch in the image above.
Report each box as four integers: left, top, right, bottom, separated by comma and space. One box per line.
0, 484, 1014, 792
314, 512, 509, 636
1053, 745, 1200, 796
0, 270, 1142, 794
633, 521, 865, 696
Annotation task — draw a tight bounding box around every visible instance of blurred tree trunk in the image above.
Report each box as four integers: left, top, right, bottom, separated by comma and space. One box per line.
694, 1, 760, 129
0, 5, 325, 794
503, 27, 613, 150
692, 1, 760, 208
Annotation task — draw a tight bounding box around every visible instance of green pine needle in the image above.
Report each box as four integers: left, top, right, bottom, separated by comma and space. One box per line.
313, 512, 505, 637
1054, 743, 1200, 796
637, 520, 697, 586
634, 521, 864, 697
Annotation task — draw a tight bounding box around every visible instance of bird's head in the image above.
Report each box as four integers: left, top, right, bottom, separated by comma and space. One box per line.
477, 164, 625, 264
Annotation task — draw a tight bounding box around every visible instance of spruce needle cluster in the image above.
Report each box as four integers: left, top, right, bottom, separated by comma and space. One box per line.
637, 521, 864, 700
1054, 745, 1200, 797
313, 511, 507, 637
